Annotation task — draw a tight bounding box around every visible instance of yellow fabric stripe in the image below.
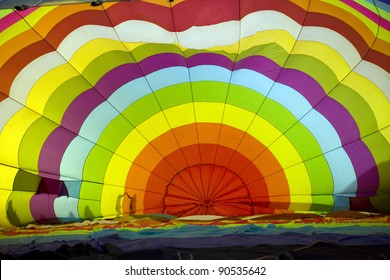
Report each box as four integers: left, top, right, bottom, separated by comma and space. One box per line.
69, 38, 128, 72
100, 155, 132, 215
0, 165, 18, 191
381, 126, 390, 143
321, 0, 378, 36
342, 71, 390, 131
104, 103, 309, 209
123, 30, 295, 56
0, 20, 30, 47
0, 190, 13, 227
292, 41, 351, 81
0, 108, 40, 167
26, 64, 78, 114
24, 6, 57, 28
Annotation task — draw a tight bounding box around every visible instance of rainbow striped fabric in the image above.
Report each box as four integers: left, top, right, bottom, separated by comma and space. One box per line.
0, 0, 389, 227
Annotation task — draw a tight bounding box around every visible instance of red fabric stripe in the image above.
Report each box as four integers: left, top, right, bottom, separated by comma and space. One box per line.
106, 1, 174, 31
305, 12, 369, 57
45, 10, 113, 48
241, 0, 307, 25
0, 40, 53, 96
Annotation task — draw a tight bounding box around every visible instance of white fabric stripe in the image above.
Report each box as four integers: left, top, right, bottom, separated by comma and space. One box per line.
298, 26, 362, 68
176, 21, 240, 49
241, 10, 301, 39
9, 52, 65, 104
354, 60, 390, 101
57, 25, 119, 61
115, 20, 176, 44
0, 98, 23, 133
60, 136, 94, 180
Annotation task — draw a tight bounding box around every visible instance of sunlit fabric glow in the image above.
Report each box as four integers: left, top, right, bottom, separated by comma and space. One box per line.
0, 0, 389, 227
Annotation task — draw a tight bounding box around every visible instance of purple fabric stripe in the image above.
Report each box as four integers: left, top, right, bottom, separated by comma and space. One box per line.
235, 56, 280, 81
94, 53, 235, 100
61, 88, 105, 133
187, 53, 234, 70
139, 53, 187, 75
278, 68, 325, 106
38, 126, 76, 178
344, 141, 379, 196
315, 96, 361, 145
58, 52, 377, 194
30, 194, 59, 224
37, 178, 68, 195
95, 63, 144, 99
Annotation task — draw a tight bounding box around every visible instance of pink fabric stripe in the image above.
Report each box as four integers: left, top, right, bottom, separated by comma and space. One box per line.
0, 7, 39, 33
0, 12, 21, 33
342, 0, 390, 31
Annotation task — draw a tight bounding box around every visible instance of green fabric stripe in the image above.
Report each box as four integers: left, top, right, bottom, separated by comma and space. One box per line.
363, 131, 390, 191
82, 50, 133, 85
83, 146, 113, 183
78, 199, 101, 220
192, 81, 229, 102
237, 43, 289, 66
18, 117, 57, 172
7, 192, 35, 226
43, 76, 92, 125
329, 84, 378, 137
285, 54, 339, 93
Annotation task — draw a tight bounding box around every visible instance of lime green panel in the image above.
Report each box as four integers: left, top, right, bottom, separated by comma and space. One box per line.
122, 94, 161, 127
304, 156, 333, 195
82, 50, 133, 85
329, 84, 378, 136
363, 131, 390, 192
185, 49, 236, 61
285, 54, 339, 93
13, 170, 41, 192
310, 195, 334, 212
43, 76, 92, 124
259, 98, 297, 132
284, 123, 324, 160
132, 43, 184, 61
97, 115, 135, 152
0, 9, 12, 18
18, 118, 57, 172
7, 192, 35, 226
79, 182, 103, 201
227, 84, 266, 113
192, 81, 229, 102
78, 199, 101, 220
155, 83, 193, 110
83, 146, 114, 183
237, 43, 289, 66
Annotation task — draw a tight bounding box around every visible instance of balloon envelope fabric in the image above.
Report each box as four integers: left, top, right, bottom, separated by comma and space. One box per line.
0, 0, 389, 227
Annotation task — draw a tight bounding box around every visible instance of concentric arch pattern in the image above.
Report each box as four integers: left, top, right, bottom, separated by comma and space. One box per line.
0, 0, 389, 226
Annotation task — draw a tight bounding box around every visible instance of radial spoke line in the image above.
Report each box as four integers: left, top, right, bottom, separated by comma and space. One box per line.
209, 0, 242, 201
237, 124, 390, 194
5, 8, 180, 194
166, 180, 202, 202
101, 5, 207, 195
173, 168, 205, 199
210, 2, 311, 194
167, 1, 206, 194
235, 0, 382, 185
208, 171, 236, 202
175, 203, 201, 217
209, 169, 242, 201
209, 175, 240, 201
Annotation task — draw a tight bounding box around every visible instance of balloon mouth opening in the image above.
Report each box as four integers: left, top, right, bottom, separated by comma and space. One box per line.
162, 164, 255, 216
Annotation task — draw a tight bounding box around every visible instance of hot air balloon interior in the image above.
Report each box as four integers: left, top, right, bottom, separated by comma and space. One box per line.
0, 0, 389, 259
